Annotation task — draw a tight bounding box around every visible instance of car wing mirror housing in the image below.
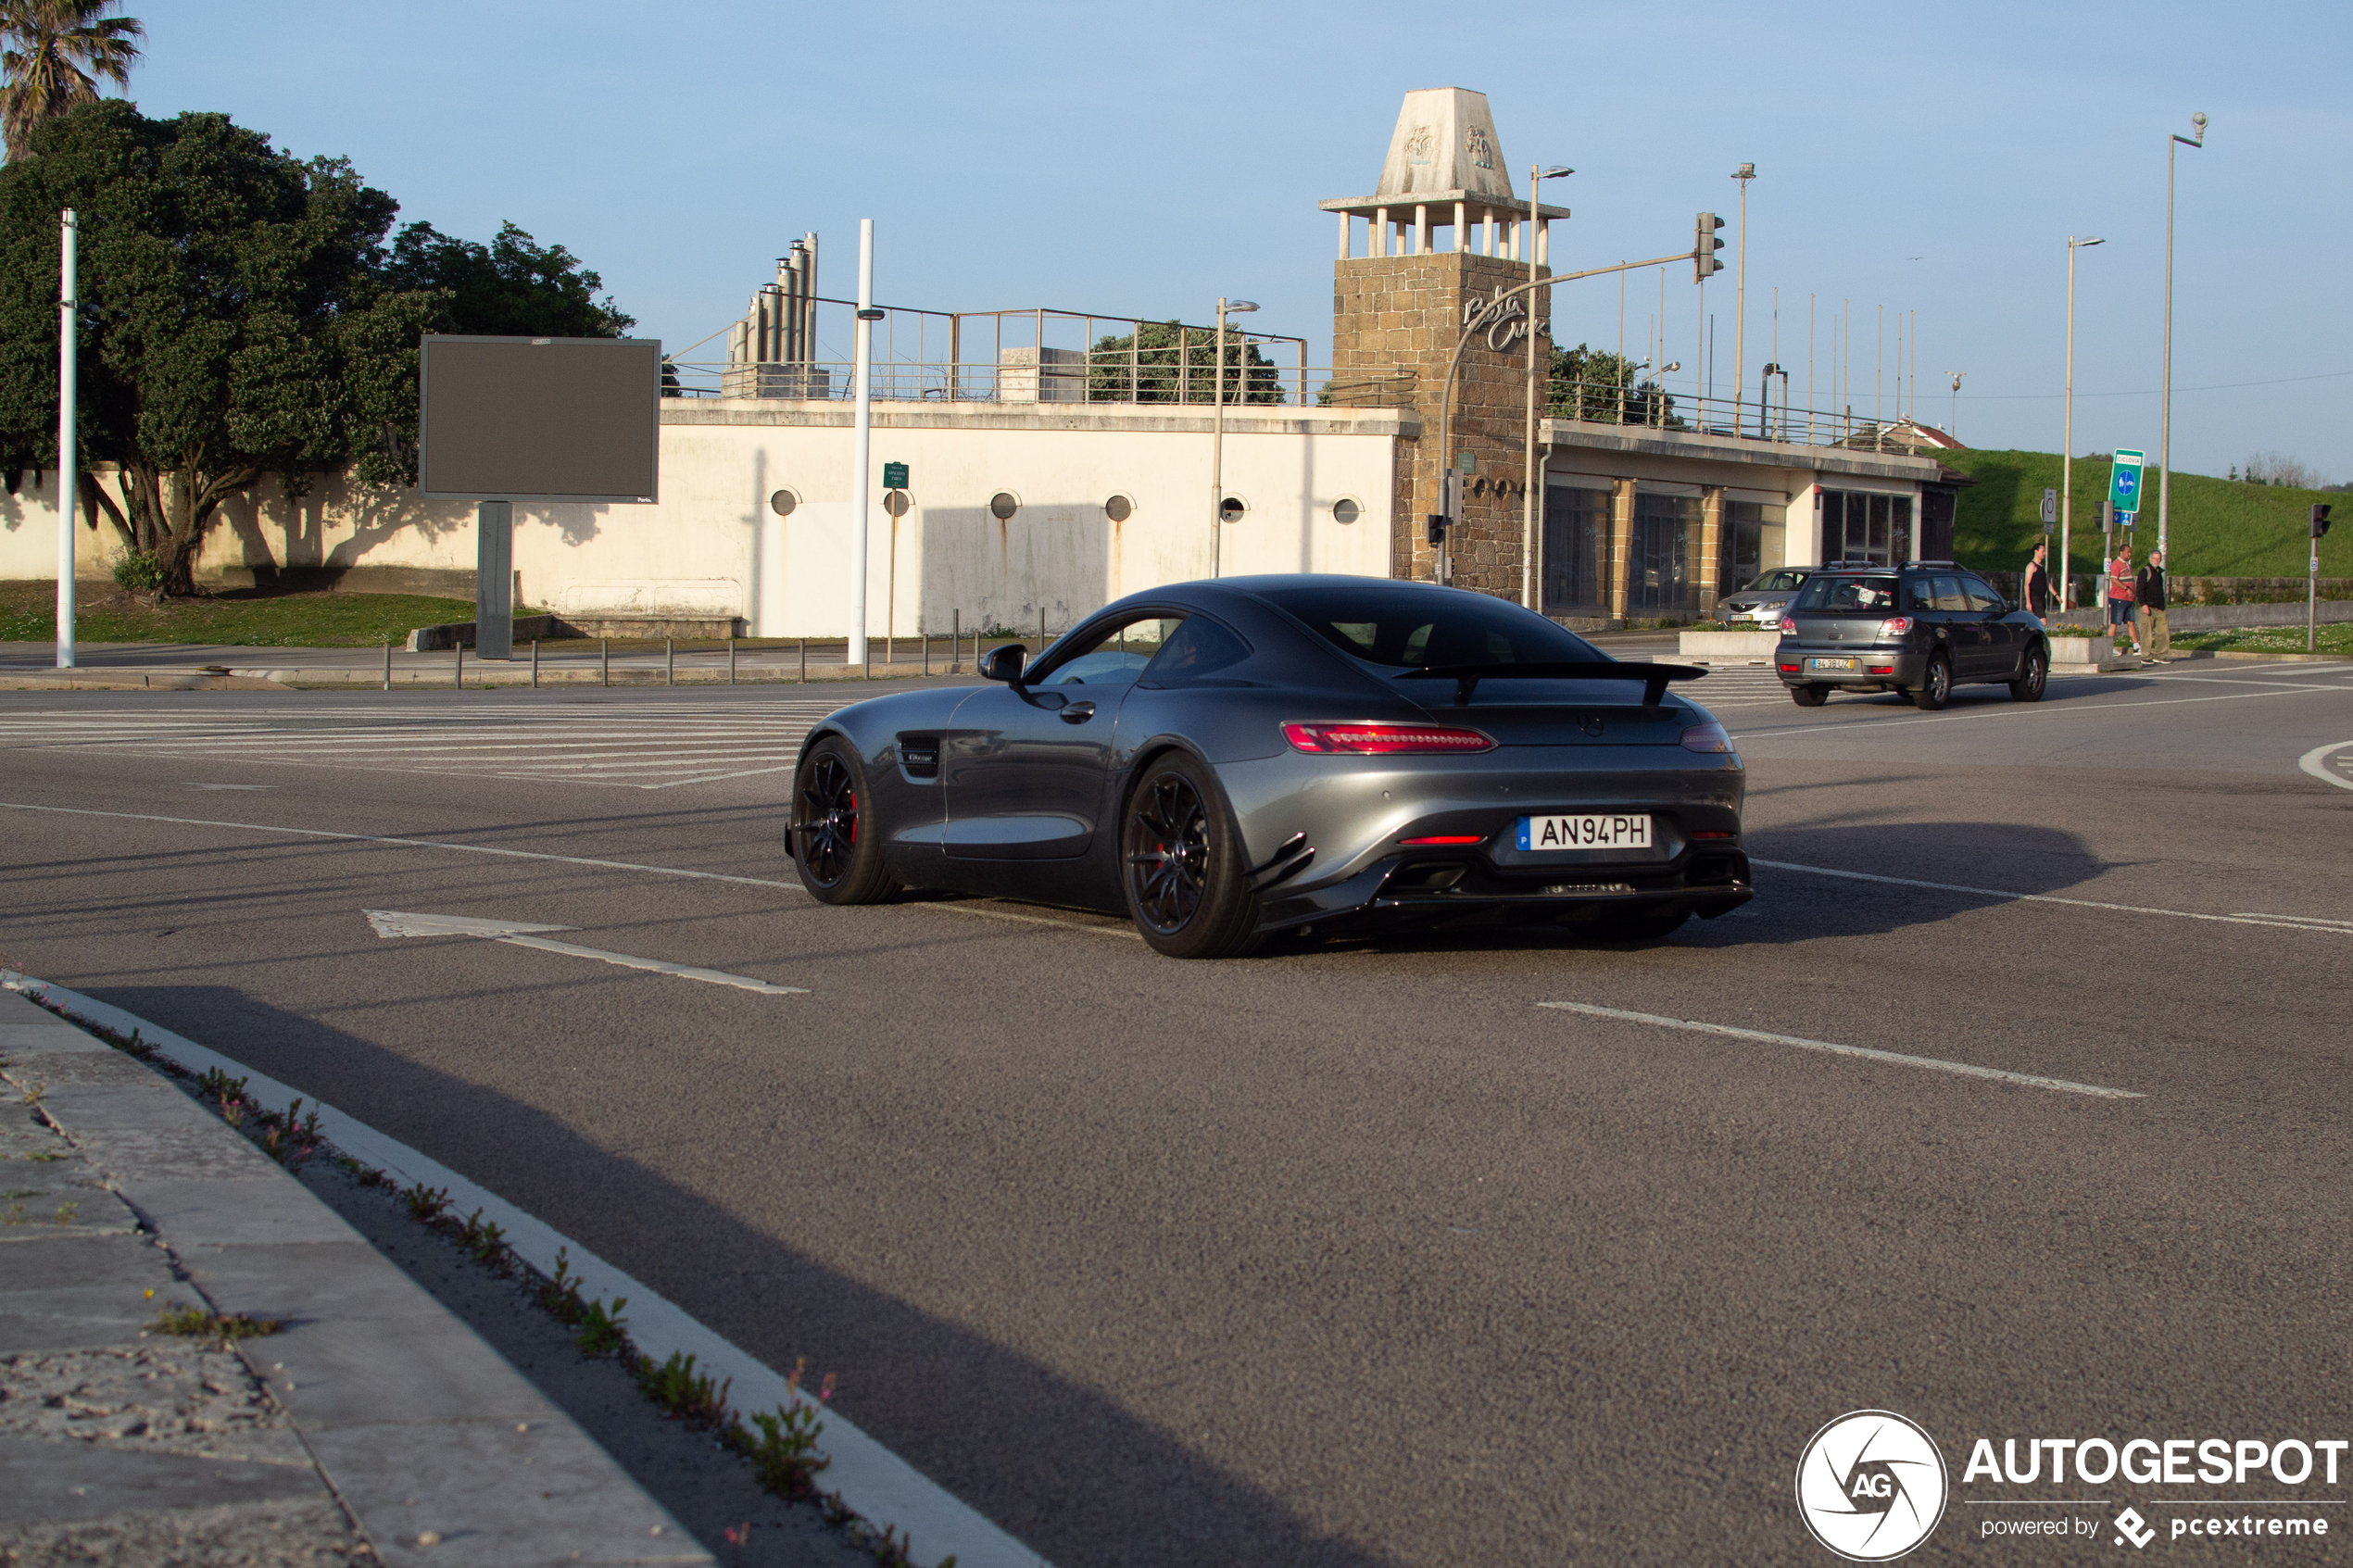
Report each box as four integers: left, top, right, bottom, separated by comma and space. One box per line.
978, 644, 1028, 684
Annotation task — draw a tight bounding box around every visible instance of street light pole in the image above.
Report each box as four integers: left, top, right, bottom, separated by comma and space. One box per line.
2158, 111, 2207, 560
848, 220, 877, 668
1523, 165, 1571, 609
1945, 370, 1965, 443
2063, 235, 2105, 611
55, 208, 76, 671
1211, 296, 1258, 579
1731, 164, 1754, 439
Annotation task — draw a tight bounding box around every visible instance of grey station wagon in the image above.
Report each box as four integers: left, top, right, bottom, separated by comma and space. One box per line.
1774, 561, 2051, 711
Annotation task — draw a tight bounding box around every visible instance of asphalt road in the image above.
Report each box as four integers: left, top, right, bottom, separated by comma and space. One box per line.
3, 658, 2351, 1566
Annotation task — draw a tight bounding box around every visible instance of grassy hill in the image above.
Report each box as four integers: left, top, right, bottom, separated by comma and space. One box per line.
1937, 448, 2348, 580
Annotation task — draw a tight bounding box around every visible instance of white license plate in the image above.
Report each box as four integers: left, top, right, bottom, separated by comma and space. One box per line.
1807, 657, 1857, 671
1516, 814, 1652, 852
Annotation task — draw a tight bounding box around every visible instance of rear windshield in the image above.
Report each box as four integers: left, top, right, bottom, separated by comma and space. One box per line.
1258, 583, 1603, 668
1792, 575, 1900, 613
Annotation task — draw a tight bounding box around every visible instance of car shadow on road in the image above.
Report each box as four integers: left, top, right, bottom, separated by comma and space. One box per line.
88, 985, 1392, 1568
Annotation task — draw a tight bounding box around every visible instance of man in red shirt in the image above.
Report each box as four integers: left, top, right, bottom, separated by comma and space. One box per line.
2108, 546, 2140, 657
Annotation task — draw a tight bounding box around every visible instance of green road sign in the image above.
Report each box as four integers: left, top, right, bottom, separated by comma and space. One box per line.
882, 461, 909, 489
2108, 449, 2145, 514
1457, 451, 1477, 474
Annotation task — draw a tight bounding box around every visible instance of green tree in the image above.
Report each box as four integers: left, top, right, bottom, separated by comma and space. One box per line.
1085, 320, 1282, 405
383, 219, 633, 338
0, 101, 439, 595
1547, 342, 1679, 428
0, 0, 139, 161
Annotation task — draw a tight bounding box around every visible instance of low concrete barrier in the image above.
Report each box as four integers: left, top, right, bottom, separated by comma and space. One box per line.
1676, 630, 1780, 662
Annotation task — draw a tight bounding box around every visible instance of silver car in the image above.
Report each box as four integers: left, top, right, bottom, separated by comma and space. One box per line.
790, 575, 1753, 958
1718, 568, 1812, 627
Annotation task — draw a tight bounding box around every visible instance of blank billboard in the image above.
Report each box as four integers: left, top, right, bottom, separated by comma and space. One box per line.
419, 335, 661, 502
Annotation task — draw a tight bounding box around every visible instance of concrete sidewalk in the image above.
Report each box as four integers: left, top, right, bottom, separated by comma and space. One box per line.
0, 988, 711, 1568
0, 639, 988, 690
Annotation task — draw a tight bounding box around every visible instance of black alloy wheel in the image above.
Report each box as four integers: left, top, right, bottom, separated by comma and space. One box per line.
791, 739, 897, 903
2010, 646, 2048, 703
1121, 753, 1259, 959
1790, 684, 1829, 708
1911, 654, 1952, 711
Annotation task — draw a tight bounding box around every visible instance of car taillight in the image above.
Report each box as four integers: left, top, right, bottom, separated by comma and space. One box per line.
1868, 664, 1894, 675
1282, 721, 1495, 754
1779, 615, 1797, 634
1877, 616, 1913, 637
1691, 830, 1735, 840
1400, 834, 1487, 846
1778, 662, 1800, 673
1679, 721, 1734, 754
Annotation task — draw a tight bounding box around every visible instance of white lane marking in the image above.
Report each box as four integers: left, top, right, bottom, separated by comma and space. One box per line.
0, 974, 1044, 1568
1537, 999, 2143, 1099
189, 783, 272, 790
363, 908, 808, 994
2230, 911, 2353, 928
1751, 857, 2353, 934
1743, 679, 2353, 740
0, 799, 811, 889
2298, 740, 2353, 793
0, 802, 1179, 950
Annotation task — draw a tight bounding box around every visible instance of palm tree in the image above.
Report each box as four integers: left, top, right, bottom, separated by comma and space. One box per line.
0, 0, 142, 161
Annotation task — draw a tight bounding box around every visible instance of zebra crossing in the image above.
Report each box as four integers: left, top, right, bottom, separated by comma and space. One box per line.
0, 700, 856, 791
1675, 665, 1792, 709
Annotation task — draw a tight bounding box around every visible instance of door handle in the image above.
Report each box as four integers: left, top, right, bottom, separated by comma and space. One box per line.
1060, 701, 1097, 724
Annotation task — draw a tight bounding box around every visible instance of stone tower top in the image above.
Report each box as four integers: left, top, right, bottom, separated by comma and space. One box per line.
1376, 87, 1516, 205
1320, 88, 1567, 257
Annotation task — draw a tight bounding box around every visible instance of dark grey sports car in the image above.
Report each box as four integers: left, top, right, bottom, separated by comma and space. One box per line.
789, 574, 1753, 958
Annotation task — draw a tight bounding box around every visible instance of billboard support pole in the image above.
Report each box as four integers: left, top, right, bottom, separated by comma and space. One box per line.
849, 220, 875, 667
475, 501, 513, 659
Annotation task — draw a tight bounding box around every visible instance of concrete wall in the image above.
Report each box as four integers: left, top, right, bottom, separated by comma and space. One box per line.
0, 401, 1403, 636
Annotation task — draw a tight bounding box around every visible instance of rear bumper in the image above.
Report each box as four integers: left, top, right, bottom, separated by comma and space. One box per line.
1254, 846, 1755, 934
1774, 646, 1924, 687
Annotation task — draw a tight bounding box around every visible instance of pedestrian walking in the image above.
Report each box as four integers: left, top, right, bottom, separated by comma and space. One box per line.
2108, 546, 2141, 657
2136, 547, 2171, 665
2020, 541, 2056, 627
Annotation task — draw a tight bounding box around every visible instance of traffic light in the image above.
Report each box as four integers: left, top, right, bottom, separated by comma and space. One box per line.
1427, 512, 1449, 546
1693, 212, 1725, 282
2314, 503, 2333, 539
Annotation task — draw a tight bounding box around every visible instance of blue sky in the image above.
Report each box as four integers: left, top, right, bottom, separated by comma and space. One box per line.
131, 0, 2349, 480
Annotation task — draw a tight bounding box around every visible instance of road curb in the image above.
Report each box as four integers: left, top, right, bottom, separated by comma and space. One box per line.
0, 972, 1050, 1568
0, 985, 710, 1568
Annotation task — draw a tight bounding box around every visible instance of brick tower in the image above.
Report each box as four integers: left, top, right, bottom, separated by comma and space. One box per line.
1322, 89, 1564, 596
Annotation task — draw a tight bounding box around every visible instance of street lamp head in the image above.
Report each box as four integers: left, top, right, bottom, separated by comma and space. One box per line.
1733, 162, 1755, 180
2191, 111, 2208, 132
2078, 236, 2106, 247
1660, 361, 1680, 374
1223, 299, 1259, 313
1539, 165, 1574, 180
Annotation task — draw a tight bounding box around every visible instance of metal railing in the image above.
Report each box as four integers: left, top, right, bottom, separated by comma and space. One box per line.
664, 355, 1416, 410
1542, 377, 1950, 456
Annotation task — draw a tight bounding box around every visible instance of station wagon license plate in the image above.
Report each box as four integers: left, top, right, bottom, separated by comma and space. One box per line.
1516, 814, 1652, 851
1807, 657, 1857, 671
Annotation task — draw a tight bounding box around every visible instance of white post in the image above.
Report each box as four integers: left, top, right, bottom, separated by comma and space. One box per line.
56, 208, 76, 670
1212, 298, 1227, 578
849, 219, 875, 666
1337, 211, 1349, 259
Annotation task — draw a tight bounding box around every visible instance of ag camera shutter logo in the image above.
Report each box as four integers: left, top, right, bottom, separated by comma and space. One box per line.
1795, 1410, 1949, 1561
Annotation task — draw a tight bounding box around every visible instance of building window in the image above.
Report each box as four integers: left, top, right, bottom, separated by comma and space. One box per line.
1104, 494, 1134, 522
1719, 501, 1783, 593
989, 492, 1020, 521
1630, 491, 1703, 617
1331, 496, 1362, 525
769, 489, 799, 517
1542, 485, 1608, 615
1818, 491, 1913, 567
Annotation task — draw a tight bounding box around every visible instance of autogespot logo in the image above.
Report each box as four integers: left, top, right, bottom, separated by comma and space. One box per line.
1796, 1411, 1950, 1562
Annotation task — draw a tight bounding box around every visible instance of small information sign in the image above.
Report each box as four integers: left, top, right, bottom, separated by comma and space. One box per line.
882, 461, 909, 489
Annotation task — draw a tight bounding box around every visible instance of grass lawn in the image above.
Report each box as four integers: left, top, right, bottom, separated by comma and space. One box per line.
2172, 621, 2353, 656
0, 581, 482, 647
1937, 448, 2349, 582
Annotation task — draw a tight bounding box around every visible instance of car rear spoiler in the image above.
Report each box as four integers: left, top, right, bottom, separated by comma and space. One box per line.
1398, 660, 1705, 709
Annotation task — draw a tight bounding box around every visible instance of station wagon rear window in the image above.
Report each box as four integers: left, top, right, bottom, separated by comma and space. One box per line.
1792, 575, 1900, 613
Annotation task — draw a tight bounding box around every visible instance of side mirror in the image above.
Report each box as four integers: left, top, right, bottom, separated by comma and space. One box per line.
978, 644, 1027, 684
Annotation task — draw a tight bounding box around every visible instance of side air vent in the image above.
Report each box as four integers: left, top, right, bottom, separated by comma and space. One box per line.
899, 734, 940, 779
